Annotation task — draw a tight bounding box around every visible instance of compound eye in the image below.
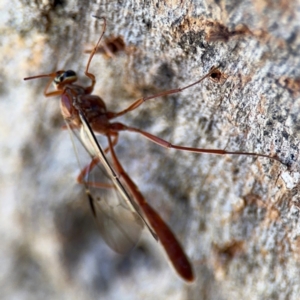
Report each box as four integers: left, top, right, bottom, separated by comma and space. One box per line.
64, 70, 77, 80
54, 70, 77, 84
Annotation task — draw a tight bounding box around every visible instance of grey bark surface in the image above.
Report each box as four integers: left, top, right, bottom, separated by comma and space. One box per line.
1, 0, 300, 299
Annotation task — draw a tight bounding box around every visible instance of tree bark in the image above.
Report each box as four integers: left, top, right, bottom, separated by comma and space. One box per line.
1, 0, 300, 299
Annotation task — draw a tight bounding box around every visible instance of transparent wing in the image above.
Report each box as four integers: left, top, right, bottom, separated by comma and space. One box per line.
87, 186, 143, 253
77, 112, 157, 239
65, 112, 156, 254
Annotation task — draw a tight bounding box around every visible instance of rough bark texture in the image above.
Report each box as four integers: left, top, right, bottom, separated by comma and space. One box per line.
1, 0, 300, 299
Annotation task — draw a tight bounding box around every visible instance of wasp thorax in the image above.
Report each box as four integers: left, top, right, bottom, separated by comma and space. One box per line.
54, 70, 77, 86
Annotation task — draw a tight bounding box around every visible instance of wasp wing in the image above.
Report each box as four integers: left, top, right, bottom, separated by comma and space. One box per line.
86, 185, 144, 253
65, 112, 156, 253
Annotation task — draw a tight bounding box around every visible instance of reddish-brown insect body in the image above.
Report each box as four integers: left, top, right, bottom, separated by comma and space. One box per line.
24, 16, 279, 282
